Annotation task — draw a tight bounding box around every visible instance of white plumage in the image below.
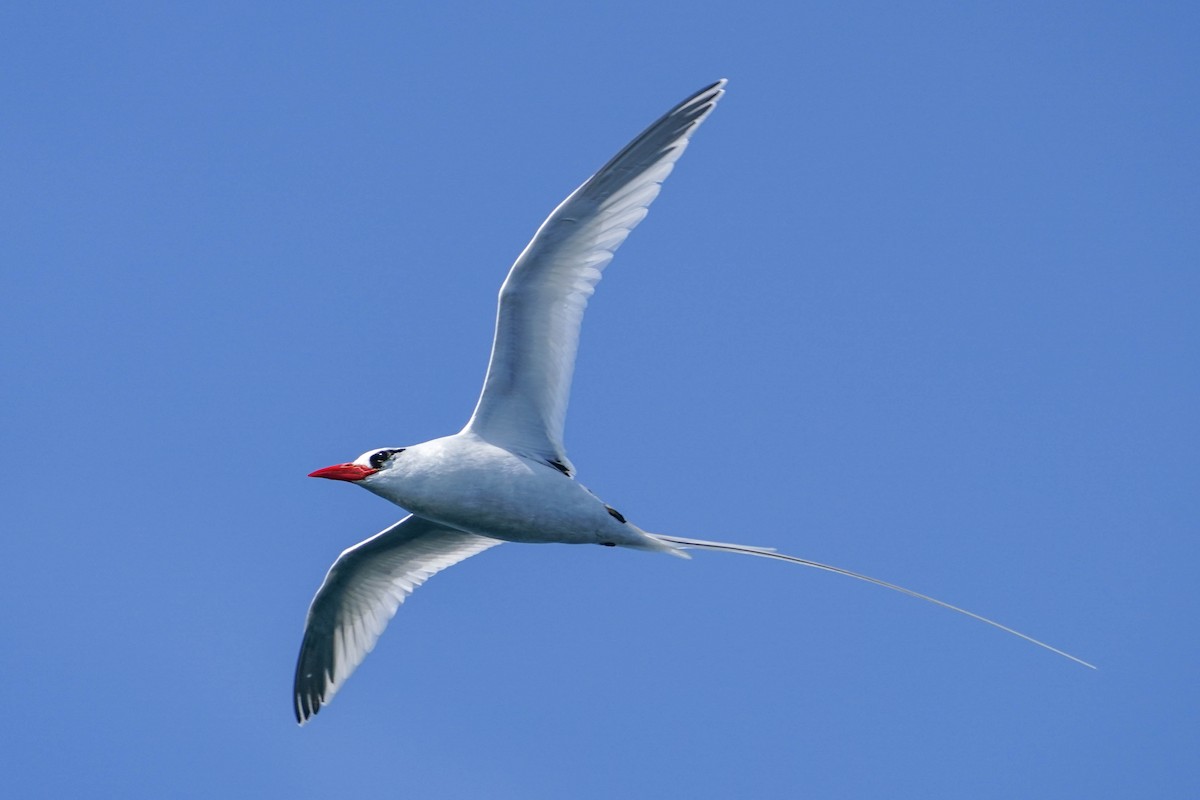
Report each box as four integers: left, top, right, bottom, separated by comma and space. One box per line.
295, 81, 726, 723
294, 79, 1091, 726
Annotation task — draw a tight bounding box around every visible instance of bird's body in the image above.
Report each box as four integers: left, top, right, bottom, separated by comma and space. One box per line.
294, 79, 1090, 725
355, 432, 673, 552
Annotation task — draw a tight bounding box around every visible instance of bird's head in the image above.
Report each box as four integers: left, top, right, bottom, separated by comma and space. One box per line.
308, 447, 406, 484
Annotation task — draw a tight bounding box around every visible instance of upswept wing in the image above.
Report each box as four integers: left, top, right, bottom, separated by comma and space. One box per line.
463, 80, 726, 474
293, 515, 501, 723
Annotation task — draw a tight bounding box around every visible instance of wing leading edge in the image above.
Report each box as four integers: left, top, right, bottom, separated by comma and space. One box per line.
294, 514, 501, 723
463, 80, 726, 473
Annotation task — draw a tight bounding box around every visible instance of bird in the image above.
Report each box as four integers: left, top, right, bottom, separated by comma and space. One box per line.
294, 79, 1092, 725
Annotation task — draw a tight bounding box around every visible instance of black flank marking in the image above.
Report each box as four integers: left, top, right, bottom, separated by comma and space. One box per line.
605, 505, 626, 523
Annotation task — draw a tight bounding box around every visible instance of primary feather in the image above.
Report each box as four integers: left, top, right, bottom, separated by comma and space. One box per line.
463, 80, 726, 474
294, 515, 500, 723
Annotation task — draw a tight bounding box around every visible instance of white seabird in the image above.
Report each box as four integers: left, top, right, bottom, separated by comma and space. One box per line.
294, 80, 1091, 725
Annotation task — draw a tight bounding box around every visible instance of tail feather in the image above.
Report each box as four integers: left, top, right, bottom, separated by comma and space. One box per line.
648, 533, 1096, 670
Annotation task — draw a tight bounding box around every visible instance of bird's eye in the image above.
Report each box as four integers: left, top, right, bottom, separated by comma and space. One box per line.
368, 449, 403, 469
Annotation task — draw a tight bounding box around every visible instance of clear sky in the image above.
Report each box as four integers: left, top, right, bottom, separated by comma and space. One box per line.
3, 2, 1197, 798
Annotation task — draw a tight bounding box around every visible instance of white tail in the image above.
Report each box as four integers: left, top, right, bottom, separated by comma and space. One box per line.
648, 533, 1096, 670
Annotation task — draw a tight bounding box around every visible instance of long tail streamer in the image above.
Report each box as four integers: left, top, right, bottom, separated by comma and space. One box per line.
649, 533, 1095, 669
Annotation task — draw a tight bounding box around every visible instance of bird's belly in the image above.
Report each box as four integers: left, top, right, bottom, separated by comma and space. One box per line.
413, 482, 624, 545
378, 447, 635, 546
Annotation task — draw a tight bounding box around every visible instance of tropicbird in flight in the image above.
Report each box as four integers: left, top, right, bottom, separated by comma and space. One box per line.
294, 80, 1092, 725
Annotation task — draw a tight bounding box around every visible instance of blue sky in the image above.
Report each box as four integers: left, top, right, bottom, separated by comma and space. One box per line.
3, 2, 1197, 797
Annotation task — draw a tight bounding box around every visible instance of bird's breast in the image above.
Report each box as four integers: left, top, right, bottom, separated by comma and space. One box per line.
368, 436, 628, 546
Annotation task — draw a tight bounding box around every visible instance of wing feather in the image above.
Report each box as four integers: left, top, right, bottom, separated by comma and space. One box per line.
293, 515, 501, 723
463, 80, 726, 472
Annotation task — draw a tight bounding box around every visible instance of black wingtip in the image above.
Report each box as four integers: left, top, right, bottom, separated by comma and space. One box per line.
695, 78, 728, 102
295, 692, 320, 726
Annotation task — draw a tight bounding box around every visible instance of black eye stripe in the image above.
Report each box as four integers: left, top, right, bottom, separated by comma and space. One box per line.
368, 449, 404, 469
